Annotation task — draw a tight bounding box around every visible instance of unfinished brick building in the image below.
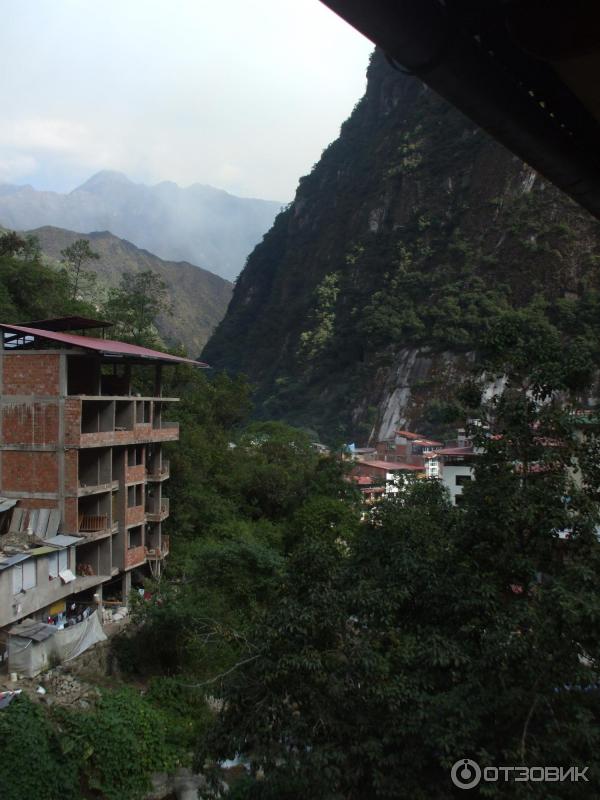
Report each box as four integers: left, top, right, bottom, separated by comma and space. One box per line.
0, 317, 204, 634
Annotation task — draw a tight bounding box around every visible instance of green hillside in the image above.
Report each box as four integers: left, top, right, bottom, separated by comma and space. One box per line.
29, 226, 232, 356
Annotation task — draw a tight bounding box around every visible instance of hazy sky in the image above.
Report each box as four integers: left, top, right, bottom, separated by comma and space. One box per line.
1, 0, 372, 201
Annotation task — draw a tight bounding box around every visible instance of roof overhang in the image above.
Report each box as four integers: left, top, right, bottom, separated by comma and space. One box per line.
0, 323, 209, 368
320, 0, 600, 220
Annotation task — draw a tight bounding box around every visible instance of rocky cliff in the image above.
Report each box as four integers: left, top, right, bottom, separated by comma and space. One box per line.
203, 50, 600, 442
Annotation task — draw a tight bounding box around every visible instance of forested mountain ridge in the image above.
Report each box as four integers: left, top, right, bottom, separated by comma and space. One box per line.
29, 226, 232, 356
203, 49, 600, 442
0, 171, 280, 280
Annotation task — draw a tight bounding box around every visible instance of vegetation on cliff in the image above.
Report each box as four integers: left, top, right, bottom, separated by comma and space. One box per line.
203, 50, 600, 440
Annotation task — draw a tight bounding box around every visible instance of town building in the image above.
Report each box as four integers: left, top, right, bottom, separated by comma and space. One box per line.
376, 429, 443, 466
0, 317, 204, 643
353, 475, 386, 504
423, 446, 479, 505
351, 459, 423, 496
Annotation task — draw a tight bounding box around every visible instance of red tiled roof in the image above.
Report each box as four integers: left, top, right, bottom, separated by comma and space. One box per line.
359, 460, 422, 471
428, 446, 476, 458
413, 438, 443, 447
395, 430, 423, 440
0, 323, 207, 367
353, 476, 375, 486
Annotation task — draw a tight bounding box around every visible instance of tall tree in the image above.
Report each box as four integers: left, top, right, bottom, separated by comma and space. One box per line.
60, 239, 99, 301
0, 231, 27, 258
103, 270, 171, 346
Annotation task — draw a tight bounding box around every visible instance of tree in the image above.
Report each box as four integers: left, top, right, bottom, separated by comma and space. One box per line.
0, 690, 182, 800
60, 238, 99, 301
0, 695, 77, 800
0, 231, 27, 257
103, 270, 171, 345
201, 395, 600, 798
0, 233, 96, 321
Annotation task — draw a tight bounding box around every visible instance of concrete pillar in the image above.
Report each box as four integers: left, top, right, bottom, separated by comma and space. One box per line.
93, 584, 103, 610
121, 570, 132, 601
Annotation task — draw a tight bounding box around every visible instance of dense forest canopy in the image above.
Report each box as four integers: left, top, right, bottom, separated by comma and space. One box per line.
2, 222, 600, 798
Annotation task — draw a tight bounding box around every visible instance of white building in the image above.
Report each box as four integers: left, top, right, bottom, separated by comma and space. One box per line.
425, 446, 478, 505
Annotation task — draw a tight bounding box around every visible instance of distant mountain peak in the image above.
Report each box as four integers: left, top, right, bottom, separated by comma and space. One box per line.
0, 170, 281, 280
74, 170, 132, 192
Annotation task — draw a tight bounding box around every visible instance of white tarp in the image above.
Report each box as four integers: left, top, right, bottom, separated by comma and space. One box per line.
8, 610, 107, 677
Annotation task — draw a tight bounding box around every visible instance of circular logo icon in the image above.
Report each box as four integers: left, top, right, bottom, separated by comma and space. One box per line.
451, 759, 482, 790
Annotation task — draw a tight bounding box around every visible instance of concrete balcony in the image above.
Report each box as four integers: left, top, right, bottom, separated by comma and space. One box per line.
77, 480, 118, 497
145, 497, 169, 522
78, 514, 113, 541
146, 535, 170, 560
146, 460, 170, 482
66, 397, 179, 449
148, 423, 179, 442
79, 425, 179, 448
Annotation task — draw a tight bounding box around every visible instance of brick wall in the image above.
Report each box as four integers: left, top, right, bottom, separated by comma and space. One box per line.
125, 545, 146, 569
1, 401, 59, 445
3, 451, 58, 493
64, 449, 78, 493
3, 354, 60, 395
63, 497, 78, 533
64, 398, 82, 446
125, 464, 145, 483
125, 505, 146, 527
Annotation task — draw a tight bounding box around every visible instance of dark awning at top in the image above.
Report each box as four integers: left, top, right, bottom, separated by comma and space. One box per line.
320, 0, 600, 220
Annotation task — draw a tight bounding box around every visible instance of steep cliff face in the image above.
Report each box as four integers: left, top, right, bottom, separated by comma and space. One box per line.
203, 50, 600, 442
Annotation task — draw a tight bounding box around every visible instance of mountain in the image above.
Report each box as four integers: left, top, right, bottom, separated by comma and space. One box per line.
29, 226, 232, 356
0, 172, 281, 280
203, 49, 600, 442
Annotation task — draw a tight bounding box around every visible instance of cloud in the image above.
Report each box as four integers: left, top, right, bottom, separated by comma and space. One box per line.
0, 118, 89, 153
0, 155, 38, 183
0, 0, 373, 199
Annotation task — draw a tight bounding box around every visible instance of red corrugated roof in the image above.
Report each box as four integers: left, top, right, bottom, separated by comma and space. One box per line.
353, 476, 375, 485
359, 460, 422, 471
395, 430, 423, 440
0, 323, 207, 367
430, 446, 476, 457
